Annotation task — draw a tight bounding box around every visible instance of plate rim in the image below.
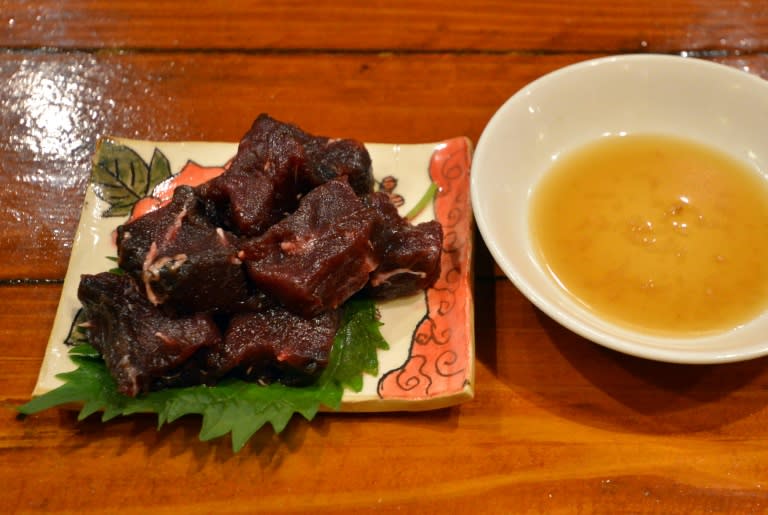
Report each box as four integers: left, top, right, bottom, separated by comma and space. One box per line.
32, 135, 476, 411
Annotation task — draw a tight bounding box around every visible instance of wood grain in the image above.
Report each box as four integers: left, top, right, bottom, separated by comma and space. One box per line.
3, 1, 768, 512
2, 1, 768, 54
0, 51, 581, 280
4, 280, 768, 513
0, 285, 60, 401
2, 52, 768, 281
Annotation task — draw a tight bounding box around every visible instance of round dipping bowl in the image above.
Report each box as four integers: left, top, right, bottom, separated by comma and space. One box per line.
471, 54, 768, 364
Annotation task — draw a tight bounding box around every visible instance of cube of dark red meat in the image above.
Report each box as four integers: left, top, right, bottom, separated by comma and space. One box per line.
363, 192, 443, 299
302, 137, 374, 195
196, 114, 374, 237
196, 114, 307, 236
77, 272, 223, 396
240, 179, 378, 318
116, 186, 250, 315
196, 165, 285, 237
207, 307, 341, 386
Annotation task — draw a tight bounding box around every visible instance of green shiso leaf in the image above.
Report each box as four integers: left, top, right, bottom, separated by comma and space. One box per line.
18, 298, 385, 453
321, 298, 389, 393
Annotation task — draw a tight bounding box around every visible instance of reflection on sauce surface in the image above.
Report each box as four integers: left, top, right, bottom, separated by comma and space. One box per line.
531, 134, 768, 336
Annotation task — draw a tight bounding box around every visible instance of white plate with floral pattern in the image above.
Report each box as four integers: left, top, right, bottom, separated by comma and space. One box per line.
33, 136, 475, 412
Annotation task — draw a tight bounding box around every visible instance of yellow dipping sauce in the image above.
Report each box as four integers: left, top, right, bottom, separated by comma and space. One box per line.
530, 134, 768, 336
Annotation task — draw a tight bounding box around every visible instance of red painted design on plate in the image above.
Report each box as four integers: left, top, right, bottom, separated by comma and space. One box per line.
378, 137, 473, 400
128, 160, 227, 222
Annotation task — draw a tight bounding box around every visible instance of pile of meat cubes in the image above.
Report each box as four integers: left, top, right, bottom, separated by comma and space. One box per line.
77, 114, 443, 397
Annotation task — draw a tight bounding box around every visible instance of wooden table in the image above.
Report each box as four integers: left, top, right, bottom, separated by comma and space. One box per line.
3, 2, 768, 513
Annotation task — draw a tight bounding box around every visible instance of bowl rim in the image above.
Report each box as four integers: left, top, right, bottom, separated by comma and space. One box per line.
470, 53, 768, 364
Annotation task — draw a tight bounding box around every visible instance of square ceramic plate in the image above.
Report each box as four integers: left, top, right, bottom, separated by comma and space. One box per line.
32, 136, 475, 412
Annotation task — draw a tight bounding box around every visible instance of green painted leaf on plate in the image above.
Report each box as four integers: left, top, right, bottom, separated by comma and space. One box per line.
64, 308, 90, 346
91, 140, 172, 217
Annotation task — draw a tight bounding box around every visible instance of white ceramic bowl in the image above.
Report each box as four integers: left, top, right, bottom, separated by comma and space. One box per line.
471, 54, 768, 364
